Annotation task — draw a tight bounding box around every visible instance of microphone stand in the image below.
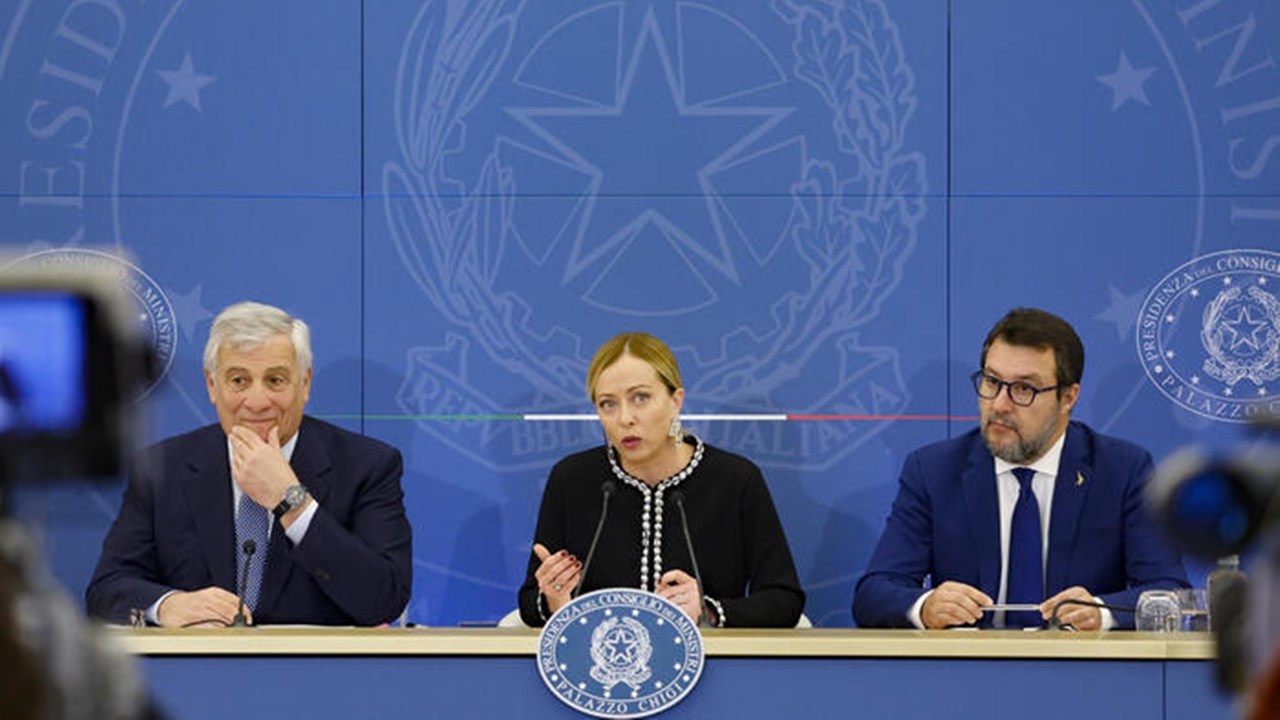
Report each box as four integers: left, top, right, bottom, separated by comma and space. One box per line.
230, 539, 256, 627
572, 481, 615, 600
670, 491, 703, 596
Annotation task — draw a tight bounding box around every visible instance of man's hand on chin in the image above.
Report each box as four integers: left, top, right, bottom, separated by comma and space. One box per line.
229, 424, 297, 510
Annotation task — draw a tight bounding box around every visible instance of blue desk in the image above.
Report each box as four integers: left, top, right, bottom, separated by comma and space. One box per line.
114, 628, 1237, 720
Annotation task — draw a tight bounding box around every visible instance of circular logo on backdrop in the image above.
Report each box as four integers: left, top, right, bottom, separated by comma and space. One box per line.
538, 589, 704, 718
1137, 249, 1280, 422
6, 248, 177, 398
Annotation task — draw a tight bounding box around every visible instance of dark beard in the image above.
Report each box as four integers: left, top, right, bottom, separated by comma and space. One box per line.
982, 414, 1058, 465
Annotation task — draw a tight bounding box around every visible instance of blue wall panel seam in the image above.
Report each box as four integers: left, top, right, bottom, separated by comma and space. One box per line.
945, 0, 953, 439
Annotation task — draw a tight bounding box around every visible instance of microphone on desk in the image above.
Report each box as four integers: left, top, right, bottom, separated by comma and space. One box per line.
572, 480, 616, 599
1047, 598, 1135, 630
669, 491, 704, 600
231, 539, 256, 627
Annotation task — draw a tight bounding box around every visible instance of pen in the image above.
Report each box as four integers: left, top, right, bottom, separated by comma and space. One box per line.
980, 603, 1041, 612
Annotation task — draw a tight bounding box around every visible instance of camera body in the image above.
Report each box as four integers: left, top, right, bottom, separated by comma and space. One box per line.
0, 258, 156, 718
0, 262, 150, 482
1146, 440, 1280, 561
1147, 419, 1280, 694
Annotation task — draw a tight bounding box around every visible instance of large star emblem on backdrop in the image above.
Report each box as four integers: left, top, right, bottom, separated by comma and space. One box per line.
505, 7, 792, 313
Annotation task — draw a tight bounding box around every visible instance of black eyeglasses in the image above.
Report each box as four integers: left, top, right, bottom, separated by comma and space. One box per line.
970, 371, 1061, 407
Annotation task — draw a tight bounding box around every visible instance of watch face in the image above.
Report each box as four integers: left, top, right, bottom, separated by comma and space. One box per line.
284, 484, 307, 507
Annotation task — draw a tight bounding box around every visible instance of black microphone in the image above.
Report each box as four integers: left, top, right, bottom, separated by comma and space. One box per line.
572, 480, 616, 599
670, 491, 704, 604
231, 539, 256, 627
1047, 598, 1136, 630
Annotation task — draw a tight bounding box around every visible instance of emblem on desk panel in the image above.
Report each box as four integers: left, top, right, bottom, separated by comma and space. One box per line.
589, 616, 654, 691
1137, 249, 1280, 423
538, 589, 704, 718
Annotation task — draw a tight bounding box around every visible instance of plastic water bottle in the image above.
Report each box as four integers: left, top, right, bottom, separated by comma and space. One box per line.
1206, 555, 1246, 632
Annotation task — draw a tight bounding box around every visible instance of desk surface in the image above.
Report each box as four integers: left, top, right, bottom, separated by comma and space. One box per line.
110, 626, 1216, 660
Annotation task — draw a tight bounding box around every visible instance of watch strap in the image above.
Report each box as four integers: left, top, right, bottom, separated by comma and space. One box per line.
272, 485, 307, 519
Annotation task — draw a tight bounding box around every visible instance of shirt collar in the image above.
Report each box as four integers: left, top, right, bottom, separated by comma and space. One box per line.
280, 430, 299, 462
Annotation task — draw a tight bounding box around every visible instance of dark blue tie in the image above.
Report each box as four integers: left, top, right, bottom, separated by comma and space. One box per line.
1006, 467, 1043, 628
235, 493, 269, 611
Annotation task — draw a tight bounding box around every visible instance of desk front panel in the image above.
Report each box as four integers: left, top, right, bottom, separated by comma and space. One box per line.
125, 629, 1234, 720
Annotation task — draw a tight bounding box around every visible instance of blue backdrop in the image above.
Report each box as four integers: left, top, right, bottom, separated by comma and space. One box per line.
1, 0, 1277, 627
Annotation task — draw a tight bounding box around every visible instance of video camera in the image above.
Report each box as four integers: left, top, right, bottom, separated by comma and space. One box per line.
1147, 421, 1280, 561
0, 256, 158, 718
1146, 414, 1280, 696
0, 260, 152, 487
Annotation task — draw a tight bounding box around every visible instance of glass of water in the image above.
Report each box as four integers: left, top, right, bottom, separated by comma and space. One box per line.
1176, 589, 1209, 631
1136, 590, 1182, 632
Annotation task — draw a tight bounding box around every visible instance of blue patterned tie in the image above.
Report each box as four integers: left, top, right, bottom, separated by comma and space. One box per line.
1006, 467, 1043, 628
235, 493, 269, 611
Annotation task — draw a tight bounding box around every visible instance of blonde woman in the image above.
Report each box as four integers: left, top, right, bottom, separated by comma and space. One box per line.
518, 333, 803, 628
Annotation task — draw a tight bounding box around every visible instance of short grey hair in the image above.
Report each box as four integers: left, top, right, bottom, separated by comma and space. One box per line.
203, 301, 312, 375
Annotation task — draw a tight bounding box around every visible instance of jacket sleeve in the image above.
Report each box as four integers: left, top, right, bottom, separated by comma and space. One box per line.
1095, 449, 1189, 628
713, 466, 804, 628
517, 463, 567, 627
85, 460, 174, 624
853, 451, 934, 628
287, 446, 414, 626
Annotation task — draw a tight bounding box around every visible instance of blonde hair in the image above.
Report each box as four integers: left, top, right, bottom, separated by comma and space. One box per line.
586, 333, 682, 401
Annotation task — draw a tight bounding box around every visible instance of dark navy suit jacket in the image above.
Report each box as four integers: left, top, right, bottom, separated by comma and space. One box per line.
853, 421, 1187, 628
87, 417, 413, 626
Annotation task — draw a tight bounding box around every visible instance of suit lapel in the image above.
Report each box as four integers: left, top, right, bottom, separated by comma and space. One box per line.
1047, 422, 1091, 595
182, 429, 236, 592
960, 438, 1001, 603
256, 419, 333, 614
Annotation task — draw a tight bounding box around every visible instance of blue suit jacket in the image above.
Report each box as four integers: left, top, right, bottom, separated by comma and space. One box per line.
86, 417, 413, 626
852, 421, 1187, 628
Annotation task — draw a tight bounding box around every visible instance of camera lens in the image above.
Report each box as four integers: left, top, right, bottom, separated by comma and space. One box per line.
1168, 469, 1254, 557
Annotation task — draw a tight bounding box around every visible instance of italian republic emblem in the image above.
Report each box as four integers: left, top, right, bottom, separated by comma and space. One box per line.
382, 0, 926, 472
538, 589, 704, 718
1138, 249, 1280, 422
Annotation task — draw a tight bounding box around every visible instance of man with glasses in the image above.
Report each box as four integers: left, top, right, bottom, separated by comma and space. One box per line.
853, 308, 1187, 629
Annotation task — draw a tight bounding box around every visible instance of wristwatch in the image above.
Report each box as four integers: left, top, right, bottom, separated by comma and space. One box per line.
272, 484, 309, 519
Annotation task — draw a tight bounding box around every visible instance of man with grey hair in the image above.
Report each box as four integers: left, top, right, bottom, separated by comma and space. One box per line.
87, 302, 412, 626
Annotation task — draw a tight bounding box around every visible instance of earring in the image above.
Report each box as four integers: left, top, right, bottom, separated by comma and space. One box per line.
668, 416, 682, 446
